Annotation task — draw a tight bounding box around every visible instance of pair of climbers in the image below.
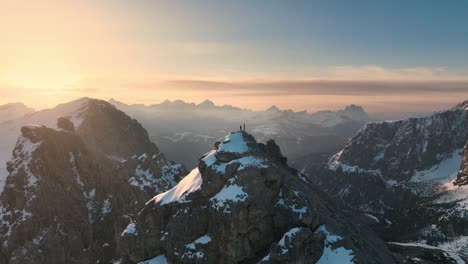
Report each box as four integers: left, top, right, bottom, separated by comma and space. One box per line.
239, 123, 246, 132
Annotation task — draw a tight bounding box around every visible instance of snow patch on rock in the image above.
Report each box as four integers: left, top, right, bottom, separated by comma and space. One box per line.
185, 234, 212, 250
412, 149, 463, 183
217, 132, 249, 154
210, 178, 248, 212
277, 227, 302, 255
150, 167, 202, 205
314, 225, 355, 264
137, 254, 168, 264
122, 222, 137, 236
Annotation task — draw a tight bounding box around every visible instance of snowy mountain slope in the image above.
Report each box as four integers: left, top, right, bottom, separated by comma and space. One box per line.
331, 100, 468, 179
307, 100, 468, 262
119, 131, 394, 264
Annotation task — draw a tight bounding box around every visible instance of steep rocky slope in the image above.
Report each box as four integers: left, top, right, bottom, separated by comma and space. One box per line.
0, 99, 185, 264
332, 101, 468, 179
120, 131, 394, 264
307, 100, 468, 262
455, 141, 468, 186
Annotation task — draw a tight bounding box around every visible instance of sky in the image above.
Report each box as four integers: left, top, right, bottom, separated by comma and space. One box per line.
1, 0, 468, 117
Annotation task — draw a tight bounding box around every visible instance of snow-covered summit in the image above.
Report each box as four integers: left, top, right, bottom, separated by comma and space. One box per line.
149, 131, 271, 207
121, 132, 393, 264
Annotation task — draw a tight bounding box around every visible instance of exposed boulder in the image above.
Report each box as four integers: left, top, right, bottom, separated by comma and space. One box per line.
57, 117, 75, 132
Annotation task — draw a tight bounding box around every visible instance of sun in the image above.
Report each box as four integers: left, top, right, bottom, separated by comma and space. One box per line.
3, 59, 81, 90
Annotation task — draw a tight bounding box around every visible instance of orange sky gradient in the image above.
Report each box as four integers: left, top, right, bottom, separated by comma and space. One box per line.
1, 1, 467, 116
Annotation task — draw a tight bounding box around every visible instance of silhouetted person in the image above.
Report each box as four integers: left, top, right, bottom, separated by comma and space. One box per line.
240, 125, 242, 131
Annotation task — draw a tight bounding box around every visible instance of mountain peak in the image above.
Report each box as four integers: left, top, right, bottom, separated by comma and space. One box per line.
120, 131, 392, 263
266, 105, 281, 112
343, 104, 364, 112
452, 99, 468, 111
0, 105, 186, 263
198, 99, 215, 108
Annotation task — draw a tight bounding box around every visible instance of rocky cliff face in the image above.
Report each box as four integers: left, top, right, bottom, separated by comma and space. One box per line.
333, 101, 468, 180
0, 99, 185, 264
455, 141, 468, 186
306, 100, 468, 262
120, 132, 394, 264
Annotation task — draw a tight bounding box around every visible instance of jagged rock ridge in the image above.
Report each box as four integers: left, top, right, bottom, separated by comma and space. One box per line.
120, 131, 394, 263
308, 100, 468, 263
0, 98, 186, 264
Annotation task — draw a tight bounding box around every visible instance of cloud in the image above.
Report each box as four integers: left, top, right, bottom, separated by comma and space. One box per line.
318, 65, 462, 81
154, 79, 468, 97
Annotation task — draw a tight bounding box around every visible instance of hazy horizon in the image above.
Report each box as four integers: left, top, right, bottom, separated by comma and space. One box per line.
1, 1, 468, 117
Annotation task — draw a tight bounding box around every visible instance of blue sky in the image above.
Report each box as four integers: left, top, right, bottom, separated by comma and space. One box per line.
111, 0, 468, 72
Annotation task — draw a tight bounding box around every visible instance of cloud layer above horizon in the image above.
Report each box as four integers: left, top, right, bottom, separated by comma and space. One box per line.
1, 1, 467, 116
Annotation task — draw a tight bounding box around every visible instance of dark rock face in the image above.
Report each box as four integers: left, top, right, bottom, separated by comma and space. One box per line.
120, 132, 394, 263
0, 99, 186, 264
306, 101, 468, 261
75, 100, 160, 159
57, 117, 75, 132
388, 243, 461, 264
455, 141, 468, 186
335, 107, 468, 180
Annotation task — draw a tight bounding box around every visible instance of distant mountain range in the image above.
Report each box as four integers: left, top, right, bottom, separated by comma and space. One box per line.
108, 98, 370, 169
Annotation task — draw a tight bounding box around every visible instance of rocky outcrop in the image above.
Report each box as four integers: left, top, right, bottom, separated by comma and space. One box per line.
120, 132, 394, 263
0, 99, 186, 264
455, 141, 468, 186
75, 100, 161, 160
57, 117, 75, 132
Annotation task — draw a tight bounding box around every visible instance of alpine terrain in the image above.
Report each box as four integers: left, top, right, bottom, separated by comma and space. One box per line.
0, 98, 186, 263
120, 131, 394, 263
308, 100, 468, 263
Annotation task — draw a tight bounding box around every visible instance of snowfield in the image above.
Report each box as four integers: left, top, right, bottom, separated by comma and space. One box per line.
150, 167, 202, 205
